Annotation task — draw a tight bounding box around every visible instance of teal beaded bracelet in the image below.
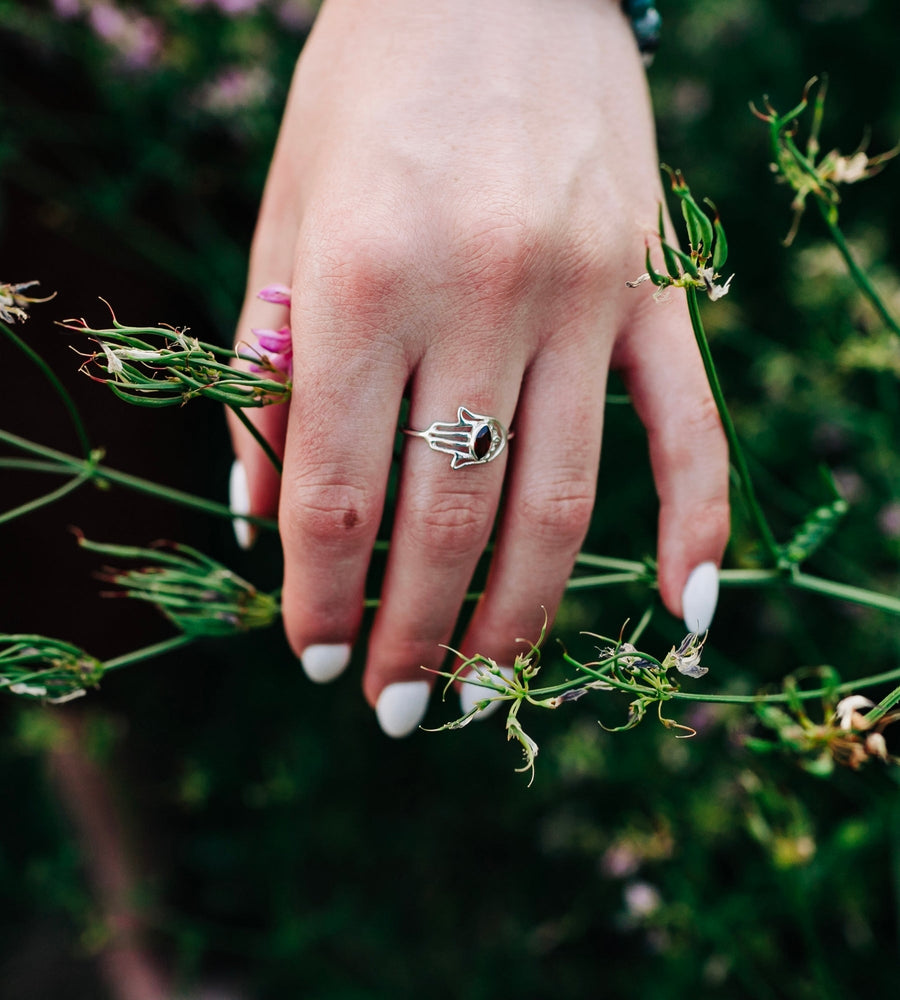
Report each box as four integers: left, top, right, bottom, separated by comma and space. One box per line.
622, 0, 661, 64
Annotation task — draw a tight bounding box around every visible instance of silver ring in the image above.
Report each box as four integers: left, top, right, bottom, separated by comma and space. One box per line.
403, 406, 511, 469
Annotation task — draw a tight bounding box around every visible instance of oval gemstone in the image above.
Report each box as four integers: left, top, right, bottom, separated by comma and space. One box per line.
473, 425, 492, 460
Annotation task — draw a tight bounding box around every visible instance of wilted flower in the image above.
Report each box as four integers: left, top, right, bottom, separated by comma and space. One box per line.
834, 694, 874, 730
750, 676, 900, 774
662, 632, 708, 679
62, 303, 291, 406
1, 281, 55, 324
751, 77, 898, 245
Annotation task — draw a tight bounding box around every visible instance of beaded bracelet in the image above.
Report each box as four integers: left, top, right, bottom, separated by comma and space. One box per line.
622, 0, 661, 64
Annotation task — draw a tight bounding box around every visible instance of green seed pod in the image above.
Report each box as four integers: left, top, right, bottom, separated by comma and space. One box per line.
643, 243, 669, 286
663, 240, 700, 280
663, 165, 714, 257
706, 198, 729, 270
778, 497, 849, 567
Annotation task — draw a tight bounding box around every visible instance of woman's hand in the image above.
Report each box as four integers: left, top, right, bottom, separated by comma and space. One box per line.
228, 0, 729, 736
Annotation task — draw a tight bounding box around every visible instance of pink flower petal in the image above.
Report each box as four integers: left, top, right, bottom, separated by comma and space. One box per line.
257, 283, 291, 305
252, 326, 292, 354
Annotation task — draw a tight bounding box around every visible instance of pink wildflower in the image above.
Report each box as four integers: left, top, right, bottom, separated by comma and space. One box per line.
88, 3, 162, 70
249, 326, 292, 377
257, 283, 291, 306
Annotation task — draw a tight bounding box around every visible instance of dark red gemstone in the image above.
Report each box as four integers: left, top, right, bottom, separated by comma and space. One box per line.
473, 425, 492, 460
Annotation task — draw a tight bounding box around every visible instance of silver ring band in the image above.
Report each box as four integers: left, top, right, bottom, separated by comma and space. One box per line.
403, 406, 511, 469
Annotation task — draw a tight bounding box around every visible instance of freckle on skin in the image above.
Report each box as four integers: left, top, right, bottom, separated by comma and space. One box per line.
343, 509, 358, 529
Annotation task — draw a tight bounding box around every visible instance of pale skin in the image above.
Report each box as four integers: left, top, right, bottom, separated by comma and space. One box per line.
229, 0, 730, 733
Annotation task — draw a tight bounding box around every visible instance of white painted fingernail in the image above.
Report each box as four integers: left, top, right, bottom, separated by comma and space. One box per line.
300, 643, 352, 684
229, 459, 255, 550
459, 664, 515, 719
681, 561, 719, 632
375, 681, 430, 738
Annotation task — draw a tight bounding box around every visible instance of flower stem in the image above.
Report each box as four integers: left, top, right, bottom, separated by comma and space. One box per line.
789, 568, 900, 616
228, 404, 283, 476
668, 664, 900, 706
102, 634, 196, 673
0, 469, 94, 526
685, 287, 780, 561
0, 427, 277, 531
1, 319, 92, 458
816, 201, 900, 336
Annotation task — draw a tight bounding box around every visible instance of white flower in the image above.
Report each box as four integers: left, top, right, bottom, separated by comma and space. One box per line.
624, 881, 662, 919
829, 151, 870, 184
834, 694, 874, 730
114, 347, 166, 362
100, 342, 124, 375
9, 682, 48, 697
664, 632, 708, 679
700, 267, 734, 301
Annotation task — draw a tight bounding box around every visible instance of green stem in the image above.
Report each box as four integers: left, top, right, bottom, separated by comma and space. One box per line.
668, 663, 900, 706
0, 458, 73, 474
102, 634, 196, 672
574, 553, 647, 572
0, 427, 278, 531
0, 469, 94, 526
686, 286, 780, 560
862, 684, 900, 726
228, 405, 283, 476
1, 319, 92, 457
816, 201, 900, 336
565, 572, 649, 590
790, 568, 900, 616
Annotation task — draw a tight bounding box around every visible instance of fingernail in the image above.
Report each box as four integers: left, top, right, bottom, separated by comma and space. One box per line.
300, 643, 352, 684
681, 561, 719, 632
459, 664, 515, 719
229, 459, 255, 550
375, 681, 430, 738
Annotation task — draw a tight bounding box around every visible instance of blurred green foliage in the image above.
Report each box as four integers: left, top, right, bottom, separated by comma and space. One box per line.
2, 1, 900, 997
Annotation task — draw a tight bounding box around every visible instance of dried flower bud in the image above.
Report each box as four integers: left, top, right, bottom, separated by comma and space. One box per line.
79, 536, 280, 637
0, 636, 103, 703
0, 281, 55, 324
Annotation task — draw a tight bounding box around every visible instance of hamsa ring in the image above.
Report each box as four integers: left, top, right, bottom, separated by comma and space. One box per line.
402, 406, 511, 470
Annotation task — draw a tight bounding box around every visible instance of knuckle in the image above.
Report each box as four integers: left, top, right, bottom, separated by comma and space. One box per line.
306, 216, 416, 315
407, 489, 495, 562
452, 203, 542, 302
520, 479, 596, 545
682, 393, 726, 442
694, 496, 731, 547
281, 472, 381, 546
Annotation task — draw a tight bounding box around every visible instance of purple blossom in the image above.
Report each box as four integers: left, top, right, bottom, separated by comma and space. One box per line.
89, 2, 127, 41
182, 0, 263, 14
87, 3, 163, 70
194, 66, 273, 115
51, 0, 82, 17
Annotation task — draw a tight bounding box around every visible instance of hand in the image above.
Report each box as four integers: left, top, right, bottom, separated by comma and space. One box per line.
228, 0, 730, 736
